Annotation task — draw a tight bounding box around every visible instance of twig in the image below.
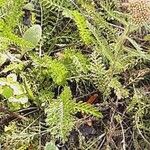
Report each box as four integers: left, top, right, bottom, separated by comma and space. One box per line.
0, 106, 27, 121
120, 120, 126, 150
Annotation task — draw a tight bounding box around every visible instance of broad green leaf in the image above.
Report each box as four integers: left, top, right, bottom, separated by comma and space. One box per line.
0, 78, 7, 86
2, 86, 13, 98
0, 53, 8, 66
23, 25, 42, 49
44, 142, 58, 150
9, 83, 24, 95
7, 73, 17, 82
8, 96, 28, 104
23, 3, 34, 11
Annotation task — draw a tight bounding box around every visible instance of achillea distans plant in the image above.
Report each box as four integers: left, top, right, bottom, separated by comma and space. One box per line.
128, 0, 150, 25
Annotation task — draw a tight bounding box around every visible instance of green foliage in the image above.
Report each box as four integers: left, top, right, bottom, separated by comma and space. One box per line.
0, 73, 28, 105
0, 0, 33, 50
46, 86, 101, 141
62, 48, 90, 76
23, 24, 42, 50
0, 0, 6, 6
0, 0, 150, 149
89, 51, 109, 94
31, 48, 90, 85
50, 59, 69, 85
41, 0, 75, 52
45, 142, 59, 150
127, 88, 150, 148
109, 77, 129, 99
0, 52, 8, 65
71, 10, 93, 45
31, 54, 69, 85
89, 51, 129, 99
2, 62, 24, 73
23, 2, 34, 11
0, 122, 36, 149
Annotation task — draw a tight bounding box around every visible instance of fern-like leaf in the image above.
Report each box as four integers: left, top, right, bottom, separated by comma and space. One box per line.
71, 10, 93, 45
46, 86, 101, 141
